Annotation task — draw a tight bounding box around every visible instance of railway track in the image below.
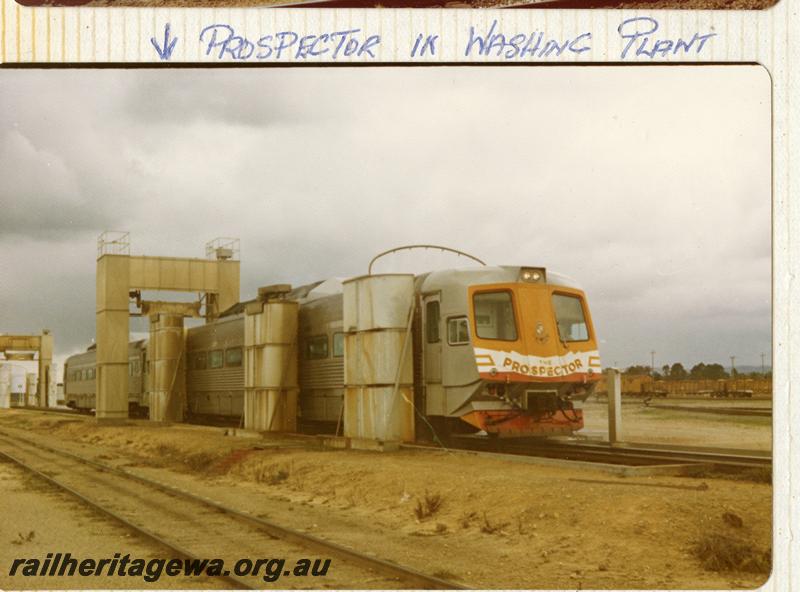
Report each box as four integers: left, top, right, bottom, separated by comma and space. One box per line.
0, 429, 465, 590
646, 404, 772, 417
18, 405, 86, 416
442, 435, 772, 470
7, 407, 769, 471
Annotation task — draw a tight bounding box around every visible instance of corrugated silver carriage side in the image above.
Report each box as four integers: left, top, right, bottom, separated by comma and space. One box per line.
185, 314, 245, 419
297, 291, 345, 425
64, 340, 147, 412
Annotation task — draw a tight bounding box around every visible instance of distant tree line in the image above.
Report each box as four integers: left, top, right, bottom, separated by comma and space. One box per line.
624, 363, 771, 380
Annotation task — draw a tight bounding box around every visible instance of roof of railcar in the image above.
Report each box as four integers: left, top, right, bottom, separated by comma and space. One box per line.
219, 267, 582, 317
418, 266, 583, 292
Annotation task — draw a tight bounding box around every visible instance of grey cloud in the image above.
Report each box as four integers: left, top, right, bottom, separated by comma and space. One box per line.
0, 66, 771, 371
0, 132, 116, 237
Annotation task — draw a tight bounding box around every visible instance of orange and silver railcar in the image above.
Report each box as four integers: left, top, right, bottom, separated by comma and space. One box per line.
62, 263, 601, 439
413, 266, 601, 437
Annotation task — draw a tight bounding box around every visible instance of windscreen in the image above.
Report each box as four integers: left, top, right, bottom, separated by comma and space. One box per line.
552, 293, 589, 342
473, 291, 518, 341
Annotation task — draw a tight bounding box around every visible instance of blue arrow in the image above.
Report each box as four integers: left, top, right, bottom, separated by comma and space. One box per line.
151, 23, 178, 61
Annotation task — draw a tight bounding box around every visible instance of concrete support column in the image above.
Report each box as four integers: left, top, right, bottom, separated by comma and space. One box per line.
0, 365, 10, 409
148, 313, 186, 422
343, 275, 415, 443
25, 373, 37, 406
607, 368, 623, 444
37, 331, 53, 407
96, 255, 131, 422
243, 299, 298, 432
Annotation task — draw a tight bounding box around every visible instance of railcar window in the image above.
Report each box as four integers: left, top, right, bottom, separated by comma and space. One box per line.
473, 291, 518, 341
426, 301, 441, 343
306, 335, 329, 360
225, 347, 243, 367
333, 333, 345, 357
194, 352, 207, 370
552, 294, 589, 342
209, 350, 224, 369
447, 317, 470, 345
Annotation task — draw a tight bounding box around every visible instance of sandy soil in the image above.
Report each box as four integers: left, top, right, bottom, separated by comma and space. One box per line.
0, 409, 772, 589
0, 457, 224, 589
580, 399, 772, 451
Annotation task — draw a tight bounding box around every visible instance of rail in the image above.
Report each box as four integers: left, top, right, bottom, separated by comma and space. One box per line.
0, 439, 255, 590
440, 436, 772, 470
0, 428, 466, 590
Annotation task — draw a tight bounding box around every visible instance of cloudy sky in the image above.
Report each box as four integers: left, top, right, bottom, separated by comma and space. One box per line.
0, 66, 770, 373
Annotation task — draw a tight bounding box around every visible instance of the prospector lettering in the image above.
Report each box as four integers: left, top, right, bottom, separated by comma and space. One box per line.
502, 357, 583, 377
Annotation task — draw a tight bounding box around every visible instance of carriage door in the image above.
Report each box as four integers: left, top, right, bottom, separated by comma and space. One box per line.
422, 295, 444, 416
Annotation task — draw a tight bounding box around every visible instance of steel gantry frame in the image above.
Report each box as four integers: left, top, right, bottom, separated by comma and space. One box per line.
0, 331, 54, 407
95, 234, 240, 422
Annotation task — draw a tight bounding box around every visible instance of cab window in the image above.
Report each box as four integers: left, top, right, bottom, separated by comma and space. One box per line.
552, 293, 589, 342
194, 352, 207, 370
225, 347, 243, 367
473, 291, 518, 341
332, 333, 345, 358
447, 317, 470, 346
209, 350, 224, 369
306, 336, 329, 360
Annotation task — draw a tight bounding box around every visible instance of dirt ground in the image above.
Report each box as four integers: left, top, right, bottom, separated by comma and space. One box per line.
580, 398, 772, 451
0, 409, 772, 589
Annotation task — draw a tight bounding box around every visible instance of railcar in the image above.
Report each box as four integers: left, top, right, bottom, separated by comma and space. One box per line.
185, 314, 245, 420
182, 278, 346, 425
294, 279, 346, 426
63, 340, 148, 414
413, 266, 600, 436
62, 263, 602, 437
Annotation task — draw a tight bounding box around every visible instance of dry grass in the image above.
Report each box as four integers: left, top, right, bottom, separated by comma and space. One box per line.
255, 463, 291, 485
183, 451, 218, 473
414, 491, 443, 521
480, 512, 510, 535
10, 531, 35, 546
688, 466, 772, 484
693, 533, 771, 574
459, 510, 478, 529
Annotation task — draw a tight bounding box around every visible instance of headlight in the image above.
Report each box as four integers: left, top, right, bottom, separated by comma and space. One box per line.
520, 267, 546, 283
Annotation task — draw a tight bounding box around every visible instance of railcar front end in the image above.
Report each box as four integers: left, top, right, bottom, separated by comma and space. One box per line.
461, 272, 601, 436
